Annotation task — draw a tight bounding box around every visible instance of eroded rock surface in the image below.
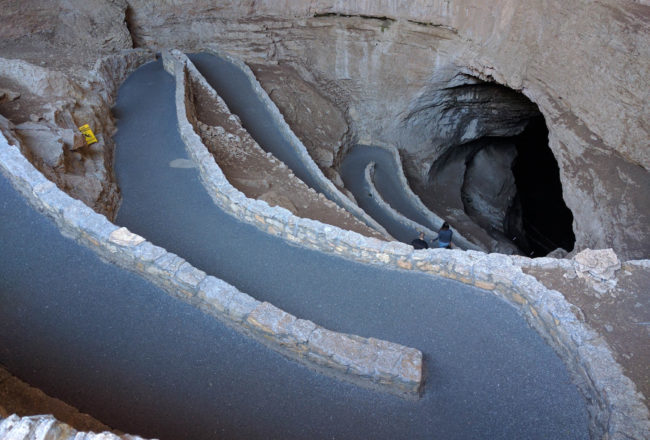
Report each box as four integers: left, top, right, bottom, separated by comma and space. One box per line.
250, 63, 349, 171
0, 0, 132, 70
0, 52, 153, 219
462, 142, 518, 236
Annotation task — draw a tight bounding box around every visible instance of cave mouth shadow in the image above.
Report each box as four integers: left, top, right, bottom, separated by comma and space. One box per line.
421, 79, 575, 256
507, 115, 576, 256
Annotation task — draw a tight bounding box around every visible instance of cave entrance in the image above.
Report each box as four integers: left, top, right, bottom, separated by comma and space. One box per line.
506, 116, 575, 256
420, 78, 575, 256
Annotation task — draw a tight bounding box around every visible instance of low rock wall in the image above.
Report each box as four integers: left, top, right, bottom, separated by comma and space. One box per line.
360, 140, 481, 251
0, 414, 144, 440
0, 127, 422, 398
198, 45, 391, 237
168, 51, 649, 439
364, 161, 441, 243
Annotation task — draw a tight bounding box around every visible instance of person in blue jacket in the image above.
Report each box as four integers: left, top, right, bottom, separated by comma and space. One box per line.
436, 222, 453, 249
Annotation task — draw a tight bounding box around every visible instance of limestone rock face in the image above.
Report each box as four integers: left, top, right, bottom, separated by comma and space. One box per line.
0, 0, 146, 219
122, 0, 649, 259
462, 142, 518, 234
399, 79, 539, 179
14, 122, 66, 168
573, 248, 622, 293
0, 51, 153, 219
0, 0, 132, 69
250, 62, 349, 171
574, 248, 621, 283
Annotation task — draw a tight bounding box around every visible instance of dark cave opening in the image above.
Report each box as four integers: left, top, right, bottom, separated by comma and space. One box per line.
419, 78, 576, 256
506, 116, 575, 256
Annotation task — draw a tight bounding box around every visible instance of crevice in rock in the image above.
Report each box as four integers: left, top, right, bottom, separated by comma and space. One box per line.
124, 5, 139, 49
312, 12, 395, 31
313, 13, 396, 23
406, 19, 459, 34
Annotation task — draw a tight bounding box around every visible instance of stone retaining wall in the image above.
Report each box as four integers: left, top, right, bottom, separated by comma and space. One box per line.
0, 127, 422, 398
197, 45, 391, 237
169, 51, 649, 439
359, 140, 481, 251
364, 161, 441, 244
0, 414, 147, 440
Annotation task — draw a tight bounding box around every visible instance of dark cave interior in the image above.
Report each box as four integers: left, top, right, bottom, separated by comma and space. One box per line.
420, 80, 576, 256
507, 116, 576, 256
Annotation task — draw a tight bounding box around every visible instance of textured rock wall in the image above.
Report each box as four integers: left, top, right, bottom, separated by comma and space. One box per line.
125, 0, 650, 259
0, 51, 153, 219
0, 0, 132, 68
249, 63, 349, 172
0, 0, 151, 219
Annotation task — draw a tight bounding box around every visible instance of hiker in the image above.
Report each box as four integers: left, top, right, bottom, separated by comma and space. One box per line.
436, 222, 453, 249
411, 231, 429, 250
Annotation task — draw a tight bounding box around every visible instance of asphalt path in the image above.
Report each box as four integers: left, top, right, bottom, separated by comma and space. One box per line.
0, 58, 590, 440
188, 53, 324, 197
340, 144, 437, 244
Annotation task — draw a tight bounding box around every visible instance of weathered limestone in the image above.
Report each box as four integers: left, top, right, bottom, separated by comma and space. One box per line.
0, 50, 155, 219
0, 414, 146, 440
0, 126, 423, 398
249, 63, 349, 174
573, 248, 622, 294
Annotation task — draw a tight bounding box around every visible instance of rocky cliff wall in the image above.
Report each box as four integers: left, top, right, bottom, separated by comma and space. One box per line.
125, 0, 649, 259
0, 0, 149, 219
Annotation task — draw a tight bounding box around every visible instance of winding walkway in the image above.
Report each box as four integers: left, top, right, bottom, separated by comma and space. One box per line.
339, 144, 480, 250
340, 144, 439, 244
0, 57, 590, 439
187, 53, 386, 235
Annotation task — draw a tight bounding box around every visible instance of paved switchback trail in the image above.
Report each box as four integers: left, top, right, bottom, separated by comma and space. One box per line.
188, 53, 329, 201
340, 144, 437, 243
0, 57, 589, 440
113, 57, 588, 438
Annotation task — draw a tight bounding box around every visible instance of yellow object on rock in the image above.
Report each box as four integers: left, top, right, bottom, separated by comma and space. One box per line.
78, 124, 98, 145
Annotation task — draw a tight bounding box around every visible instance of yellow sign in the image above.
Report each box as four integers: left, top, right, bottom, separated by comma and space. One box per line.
78, 124, 98, 145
